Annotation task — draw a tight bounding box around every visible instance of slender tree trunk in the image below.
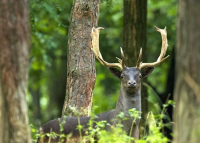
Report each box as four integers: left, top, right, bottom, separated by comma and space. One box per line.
62, 0, 100, 117
173, 0, 200, 143
49, 55, 67, 117
0, 0, 31, 143
29, 71, 42, 124
123, 0, 147, 136
31, 85, 41, 122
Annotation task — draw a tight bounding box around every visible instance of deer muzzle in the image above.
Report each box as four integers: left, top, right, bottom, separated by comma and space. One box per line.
127, 80, 136, 87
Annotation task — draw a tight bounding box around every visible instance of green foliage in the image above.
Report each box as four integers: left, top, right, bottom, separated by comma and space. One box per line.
138, 112, 169, 143
98, 126, 132, 143
139, 100, 175, 143
30, 124, 39, 142
33, 106, 172, 142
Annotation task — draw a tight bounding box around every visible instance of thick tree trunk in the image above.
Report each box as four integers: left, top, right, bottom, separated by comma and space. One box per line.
123, 0, 147, 136
62, 0, 100, 117
173, 0, 200, 143
0, 0, 31, 143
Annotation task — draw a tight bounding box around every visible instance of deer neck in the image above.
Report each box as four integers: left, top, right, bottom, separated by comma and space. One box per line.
113, 83, 141, 136
115, 83, 141, 117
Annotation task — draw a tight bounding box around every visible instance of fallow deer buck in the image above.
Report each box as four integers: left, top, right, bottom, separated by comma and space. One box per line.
37, 26, 169, 143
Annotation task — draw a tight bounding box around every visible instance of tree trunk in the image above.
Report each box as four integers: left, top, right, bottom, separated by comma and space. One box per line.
62, 0, 100, 117
49, 55, 67, 117
173, 0, 200, 143
31, 84, 41, 122
0, 0, 31, 143
123, 0, 147, 136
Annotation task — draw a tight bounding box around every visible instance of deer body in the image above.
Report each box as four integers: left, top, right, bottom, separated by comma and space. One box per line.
38, 68, 144, 142
38, 27, 169, 143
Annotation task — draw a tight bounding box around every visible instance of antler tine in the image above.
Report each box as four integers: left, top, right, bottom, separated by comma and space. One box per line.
155, 26, 168, 61
136, 48, 142, 68
137, 26, 169, 69
91, 27, 104, 62
120, 47, 125, 68
91, 27, 125, 70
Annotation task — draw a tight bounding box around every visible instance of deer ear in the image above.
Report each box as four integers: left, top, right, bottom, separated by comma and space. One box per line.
141, 67, 154, 78
108, 67, 122, 79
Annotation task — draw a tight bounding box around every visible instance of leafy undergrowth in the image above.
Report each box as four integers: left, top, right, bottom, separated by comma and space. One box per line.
32, 100, 174, 143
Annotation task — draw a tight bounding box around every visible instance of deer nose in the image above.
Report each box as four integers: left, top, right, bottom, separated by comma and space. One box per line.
127, 80, 136, 87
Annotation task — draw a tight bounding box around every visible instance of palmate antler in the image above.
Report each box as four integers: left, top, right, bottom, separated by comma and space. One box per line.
91, 26, 169, 70
136, 26, 169, 69
91, 27, 125, 70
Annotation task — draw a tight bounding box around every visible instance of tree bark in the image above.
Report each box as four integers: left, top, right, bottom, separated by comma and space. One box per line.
173, 0, 200, 143
0, 0, 31, 143
62, 0, 100, 117
123, 0, 147, 136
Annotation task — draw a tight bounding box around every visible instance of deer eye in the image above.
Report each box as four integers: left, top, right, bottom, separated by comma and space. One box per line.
139, 74, 142, 78
120, 75, 124, 79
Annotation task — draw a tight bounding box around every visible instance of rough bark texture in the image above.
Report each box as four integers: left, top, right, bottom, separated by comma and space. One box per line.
123, 0, 147, 136
173, 0, 200, 143
0, 0, 31, 143
62, 0, 100, 117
